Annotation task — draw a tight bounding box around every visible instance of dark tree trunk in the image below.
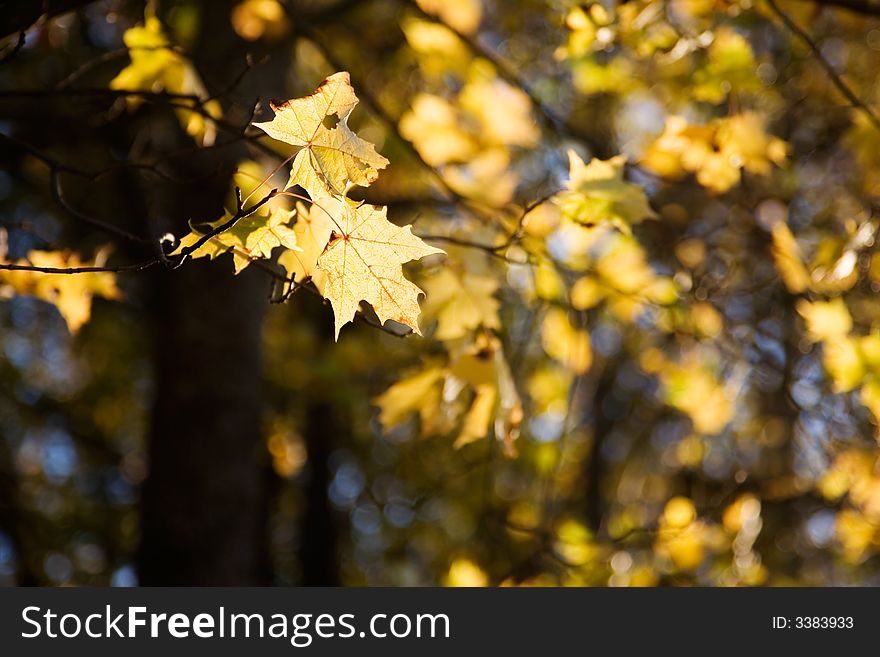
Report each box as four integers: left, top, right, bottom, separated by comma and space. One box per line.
137, 0, 292, 585
139, 262, 268, 585
300, 401, 341, 586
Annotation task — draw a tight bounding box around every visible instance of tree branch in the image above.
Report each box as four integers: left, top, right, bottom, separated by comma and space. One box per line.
171, 187, 278, 268
795, 0, 880, 16
766, 0, 880, 132
0, 260, 158, 274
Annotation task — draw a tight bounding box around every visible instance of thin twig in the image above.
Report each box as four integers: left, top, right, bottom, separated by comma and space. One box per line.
54, 49, 129, 89
0, 260, 158, 274
171, 187, 278, 267
766, 0, 880, 132
0, 88, 202, 102
51, 170, 153, 245
416, 193, 557, 260
205, 53, 265, 103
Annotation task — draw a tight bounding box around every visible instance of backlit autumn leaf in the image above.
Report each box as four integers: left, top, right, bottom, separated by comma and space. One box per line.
253, 72, 390, 195
314, 194, 445, 338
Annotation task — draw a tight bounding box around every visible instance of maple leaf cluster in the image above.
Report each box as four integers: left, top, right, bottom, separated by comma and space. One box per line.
176, 72, 445, 338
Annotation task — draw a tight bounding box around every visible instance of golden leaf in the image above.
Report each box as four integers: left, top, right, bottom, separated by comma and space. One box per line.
313, 195, 445, 338
641, 113, 786, 194
253, 72, 390, 195
448, 336, 521, 450
172, 206, 300, 274
556, 151, 656, 232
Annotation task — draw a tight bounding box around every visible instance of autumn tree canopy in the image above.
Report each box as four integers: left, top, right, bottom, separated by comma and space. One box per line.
2, 0, 880, 586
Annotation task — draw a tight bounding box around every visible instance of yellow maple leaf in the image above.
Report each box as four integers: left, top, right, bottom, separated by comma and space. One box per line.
313, 195, 445, 338
448, 335, 522, 450
173, 205, 300, 274
242, 207, 299, 259
555, 150, 656, 232
253, 72, 390, 195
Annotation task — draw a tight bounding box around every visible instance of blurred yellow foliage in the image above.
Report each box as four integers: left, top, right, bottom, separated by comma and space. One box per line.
400, 63, 538, 206
374, 365, 446, 432
421, 267, 501, 341
656, 349, 734, 435
111, 10, 221, 145
691, 28, 762, 104
415, 0, 482, 35
818, 450, 880, 562
771, 222, 811, 293
0, 248, 121, 333
656, 497, 707, 571
541, 308, 592, 374
556, 151, 656, 232
231, 0, 288, 41
797, 298, 852, 343
444, 557, 488, 586
641, 113, 786, 193
554, 519, 599, 565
